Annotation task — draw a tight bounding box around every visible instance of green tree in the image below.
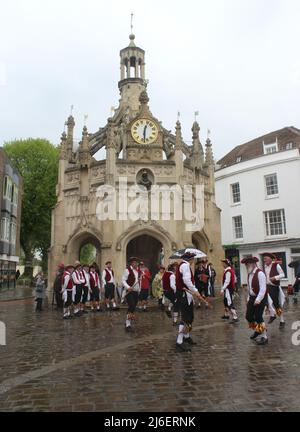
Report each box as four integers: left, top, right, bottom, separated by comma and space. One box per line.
80, 244, 96, 264
4, 138, 59, 278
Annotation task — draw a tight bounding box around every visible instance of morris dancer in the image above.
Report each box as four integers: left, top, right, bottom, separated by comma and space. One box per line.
220, 259, 239, 324
162, 263, 179, 325
242, 256, 269, 345
138, 261, 151, 312
72, 261, 85, 317
175, 252, 209, 351
102, 261, 118, 310
81, 264, 91, 314
122, 257, 141, 332
262, 253, 286, 328
89, 264, 102, 312
61, 265, 75, 320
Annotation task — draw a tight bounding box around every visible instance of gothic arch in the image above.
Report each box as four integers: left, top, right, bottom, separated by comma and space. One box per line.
115, 221, 177, 253
192, 229, 211, 253
66, 226, 103, 255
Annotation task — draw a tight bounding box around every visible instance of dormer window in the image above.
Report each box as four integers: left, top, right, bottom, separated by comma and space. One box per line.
286, 142, 293, 150
236, 156, 242, 163
263, 140, 278, 155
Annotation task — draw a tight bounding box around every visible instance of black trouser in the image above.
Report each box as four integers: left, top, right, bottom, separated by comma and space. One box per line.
127, 291, 139, 313
268, 285, 280, 310
223, 289, 235, 310
139, 289, 149, 301
90, 287, 100, 302
82, 286, 89, 304
36, 298, 43, 311
180, 293, 194, 326
198, 281, 208, 297
246, 295, 267, 325
74, 284, 84, 305
64, 290, 73, 307
105, 283, 115, 300
55, 291, 63, 308
164, 291, 180, 313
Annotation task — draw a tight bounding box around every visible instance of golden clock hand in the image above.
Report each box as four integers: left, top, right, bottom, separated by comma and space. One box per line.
143, 125, 147, 142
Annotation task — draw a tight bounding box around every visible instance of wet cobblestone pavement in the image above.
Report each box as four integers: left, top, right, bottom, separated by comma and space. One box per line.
0, 293, 300, 412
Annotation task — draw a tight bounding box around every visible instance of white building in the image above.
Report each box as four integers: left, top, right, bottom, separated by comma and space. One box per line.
215, 127, 300, 286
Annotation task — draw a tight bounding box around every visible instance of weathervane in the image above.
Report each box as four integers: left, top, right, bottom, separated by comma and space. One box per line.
70, 105, 74, 116
131, 12, 134, 34
207, 129, 211, 139
84, 114, 88, 126
194, 111, 199, 122
177, 111, 180, 121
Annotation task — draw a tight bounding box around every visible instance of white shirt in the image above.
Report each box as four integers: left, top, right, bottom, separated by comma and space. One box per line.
83, 270, 91, 290
248, 267, 267, 303
170, 273, 176, 293
62, 271, 72, 291
180, 260, 198, 304
221, 267, 231, 293
72, 269, 85, 285
102, 268, 115, 286
264, 263, 285, 285
122, 266, 140, 292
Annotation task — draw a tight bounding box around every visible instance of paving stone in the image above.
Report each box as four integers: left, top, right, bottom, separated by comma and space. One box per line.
1, 296, 300, 411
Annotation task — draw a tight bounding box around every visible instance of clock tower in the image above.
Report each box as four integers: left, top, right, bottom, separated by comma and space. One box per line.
119, 33, 147, 114
49, 30, 224, 290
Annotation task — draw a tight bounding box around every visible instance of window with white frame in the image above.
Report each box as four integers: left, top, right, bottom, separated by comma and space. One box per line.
3, 176, 12, 200
286, 142, 293, 150
264, 209, 286, 237
265, 173, 278, 196
12, 184, 18, 206
10, 221, 17, 245
263, 142, 278, 155
231, 182, 241, 203
233, 216, 243, 239
1, 217, 10, 241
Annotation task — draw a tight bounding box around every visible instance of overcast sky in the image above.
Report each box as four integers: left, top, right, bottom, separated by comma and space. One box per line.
1, 0, 300, 160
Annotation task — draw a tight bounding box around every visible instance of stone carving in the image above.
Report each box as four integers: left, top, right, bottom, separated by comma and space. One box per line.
164, 167, 173, 175
138, 169, 152, 191
128, 166, 136, 175
117, 167, 127, 175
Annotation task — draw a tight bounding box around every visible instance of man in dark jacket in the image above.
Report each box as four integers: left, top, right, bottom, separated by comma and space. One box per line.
53, 263, 65, 309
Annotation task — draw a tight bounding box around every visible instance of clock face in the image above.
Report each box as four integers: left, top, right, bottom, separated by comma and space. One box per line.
131, 118, 159, 144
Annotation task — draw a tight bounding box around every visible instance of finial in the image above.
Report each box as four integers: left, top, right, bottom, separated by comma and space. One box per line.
129, 12, 136, 45
83, 114, 88, 126
70, 105, 74, 116
177, 111, 180, 121
194, 110, 199, 122
131, 12, 134, 34
207, 129, 211, 140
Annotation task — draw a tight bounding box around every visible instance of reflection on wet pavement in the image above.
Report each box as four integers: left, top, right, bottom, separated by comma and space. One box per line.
0, 294, 300, 411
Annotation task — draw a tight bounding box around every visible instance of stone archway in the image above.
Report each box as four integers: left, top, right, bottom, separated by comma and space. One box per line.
67, 230, 102, 268
192, 230, 210, 254
126, 234, 163, 279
